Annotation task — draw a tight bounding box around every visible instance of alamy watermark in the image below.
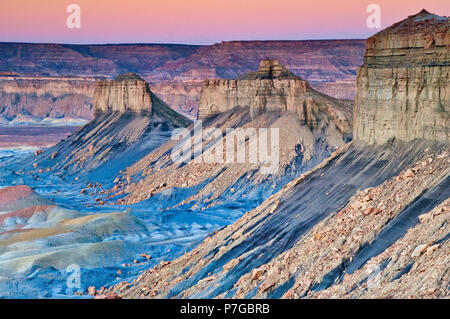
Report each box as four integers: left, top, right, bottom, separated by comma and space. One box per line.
171, 121, 280, 175
66, 4, 81, 29
66, 263, 81, 291
366, 4, 381, 29
366, 262, 381, 289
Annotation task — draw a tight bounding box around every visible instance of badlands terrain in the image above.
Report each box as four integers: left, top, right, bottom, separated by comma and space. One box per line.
102, 10, 449, 299
0, 10, 448, 299
0, 40, 364, 121
0, 58, 352, 297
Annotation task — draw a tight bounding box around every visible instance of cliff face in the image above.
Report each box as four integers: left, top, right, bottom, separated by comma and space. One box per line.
354, 10, 449, 144
0, 40, 364, 122
0, 75, 95, 121
198, 60, 352, 135
150, 81, 202, 119
93, 73, 152, 114
0, 43, 199, 78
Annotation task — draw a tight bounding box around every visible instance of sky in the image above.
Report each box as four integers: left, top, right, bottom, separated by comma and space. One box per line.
0, 0, 449, 45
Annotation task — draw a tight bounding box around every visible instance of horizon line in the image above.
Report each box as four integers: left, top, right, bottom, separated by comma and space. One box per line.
0, 37, 367, 47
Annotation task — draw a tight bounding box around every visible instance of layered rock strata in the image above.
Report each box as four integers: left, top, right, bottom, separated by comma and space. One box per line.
93, 73, 152, 114
100, 11, 450, 300
102, 143, 449, 299
198, 60, 352, 136
0, 75, 96, 121
103, 61, 353, 208
353, 10, 449, 144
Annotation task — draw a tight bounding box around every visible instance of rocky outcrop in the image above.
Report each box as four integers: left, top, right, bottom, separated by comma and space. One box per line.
311, 81, 356, 100
353, 10, 449, 144
147, 40, 364, 84
0, 185, 152, 298
23, 74, 190, 179
0, 40, 364, 121
0, 185, 51, 212
198, 60, 352, 136
93, 73, 152, 114
104, 61, 353, 207
104, 141, 449, 299
99, 11, 450, 300
0, 41, 364, 84
147, 81, 202, 119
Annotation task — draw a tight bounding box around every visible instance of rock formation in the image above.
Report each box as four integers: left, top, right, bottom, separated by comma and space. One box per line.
0, 185, 51, 212
103, 61, 352, 208
2, 10, 449, 300
150, 81, 202, 119
198, 59, 307, 118
93, 73, 152, 114
106, 143, 448, 299
353, 10, 449, 144
238, 59, 298, 79
99, 11, 450, 300
0, 75, 95, 121
198, 59, 352, 136
23, 74, 190, 180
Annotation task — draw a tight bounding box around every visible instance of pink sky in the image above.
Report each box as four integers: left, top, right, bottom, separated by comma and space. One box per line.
0, 0, 449, 44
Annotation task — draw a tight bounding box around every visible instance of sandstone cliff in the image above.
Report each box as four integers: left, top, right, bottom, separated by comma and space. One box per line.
0, 41, 364, 85
0, 75, 96, 121
93, 73, 152, 114
198, 60, 352, 136
0, 40, 364, 122
353, 10, 449, 144
106, 142, 448, 299
100, 11, 450, 300
92, 73, 190, 127
104, 61, 353, 207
